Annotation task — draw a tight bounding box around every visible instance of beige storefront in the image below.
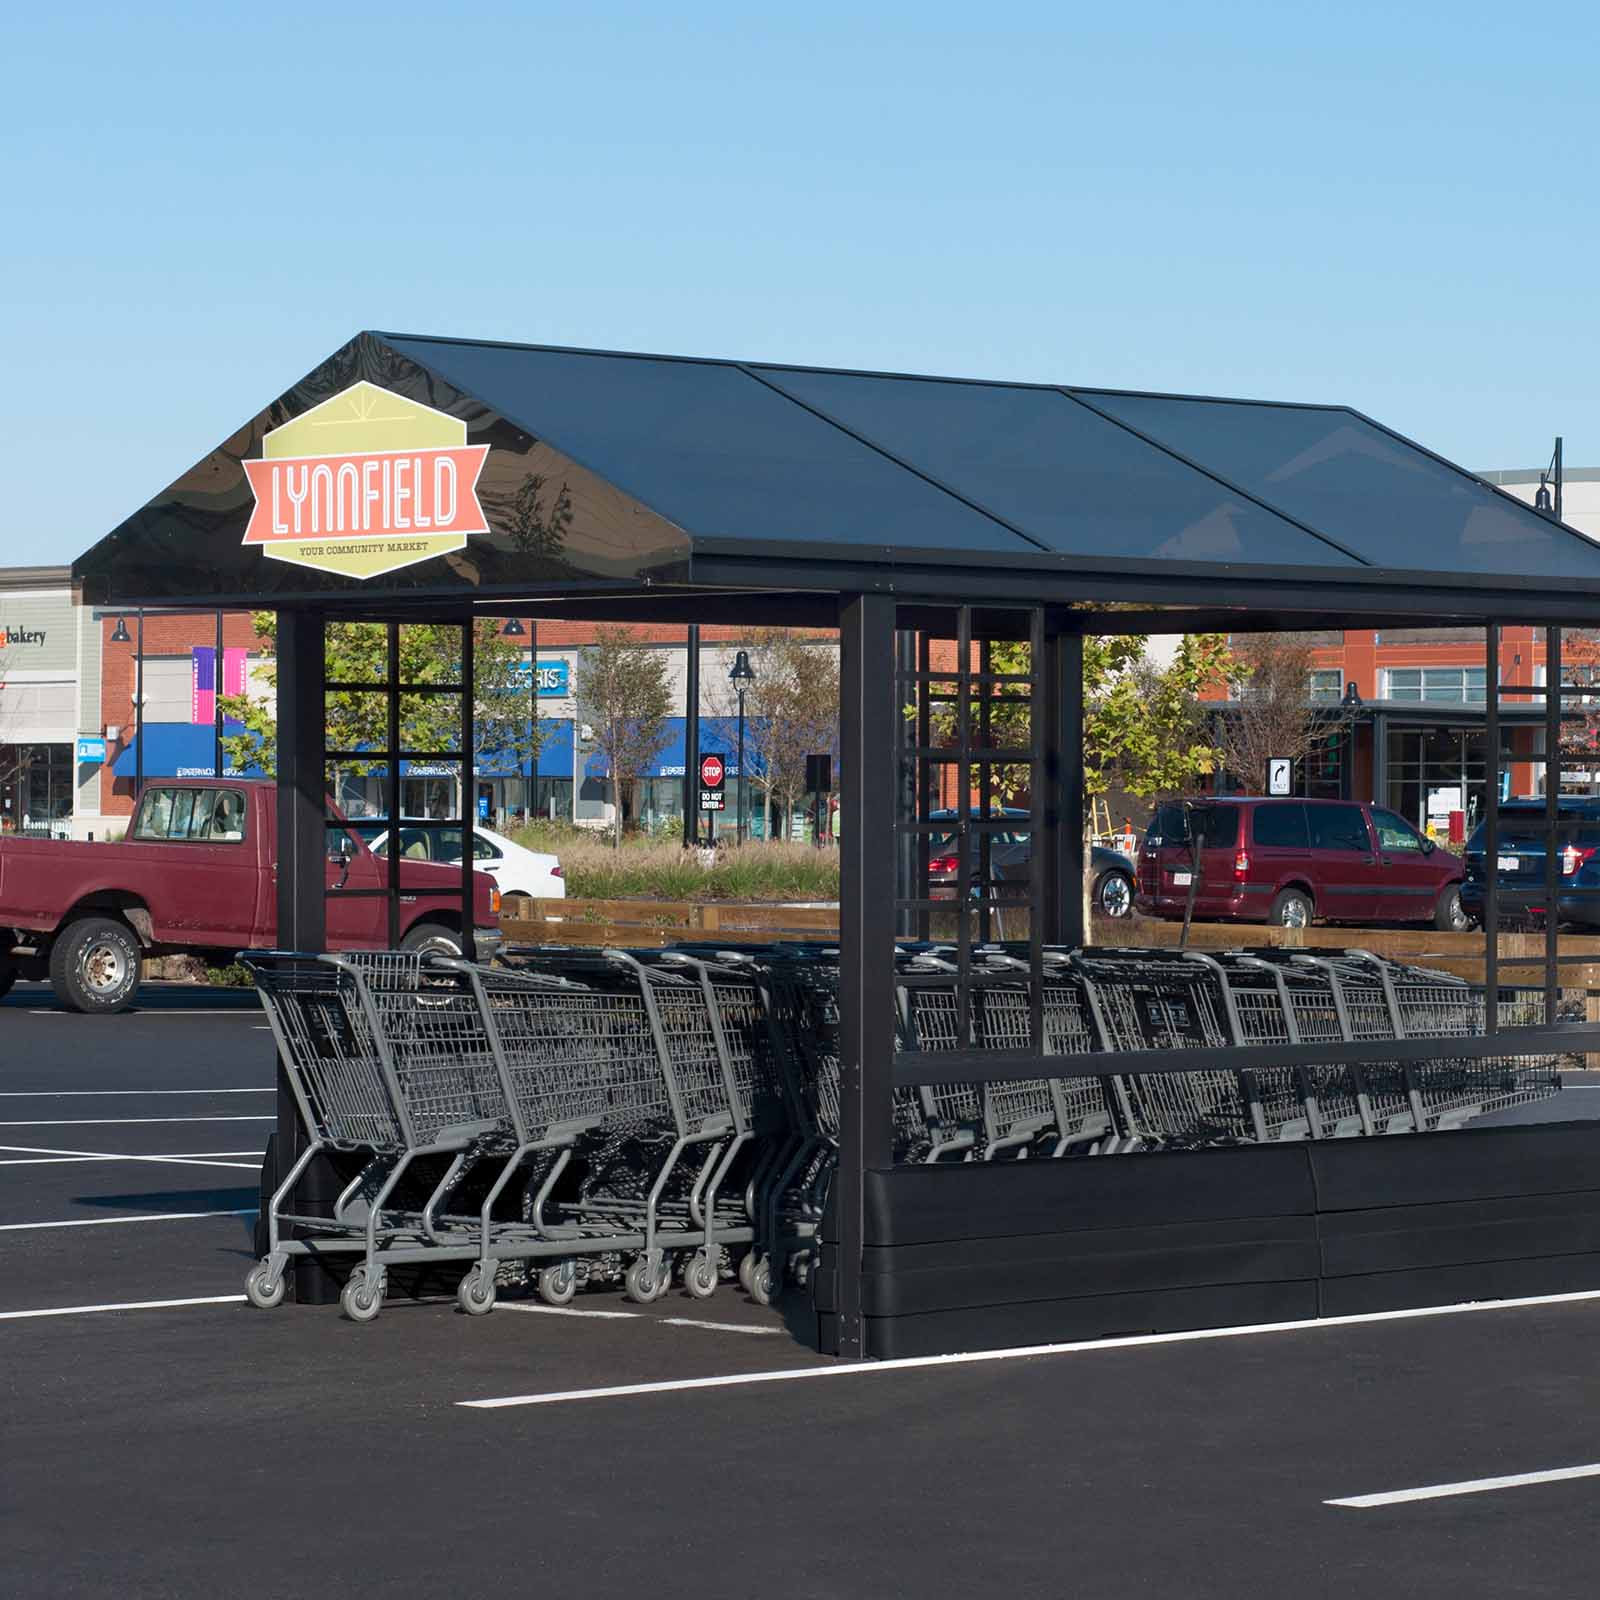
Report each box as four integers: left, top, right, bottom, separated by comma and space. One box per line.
0, 565, 101, 837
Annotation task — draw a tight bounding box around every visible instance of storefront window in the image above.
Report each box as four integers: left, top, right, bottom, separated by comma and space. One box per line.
1383, 667, 1486, 704
3, 744, 73, 832
1386, 727, 1486, 832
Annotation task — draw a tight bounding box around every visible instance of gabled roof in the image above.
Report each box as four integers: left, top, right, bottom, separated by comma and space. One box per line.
74, 330, 1600, 615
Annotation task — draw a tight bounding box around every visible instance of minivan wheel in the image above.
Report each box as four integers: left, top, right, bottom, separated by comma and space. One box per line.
1268, 889, 1313, 929
1434, 886, 1471, 932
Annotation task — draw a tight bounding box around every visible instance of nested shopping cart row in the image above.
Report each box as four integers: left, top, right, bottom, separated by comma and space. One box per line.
245, 940, 1565, 1321
244, 946, 792, 1321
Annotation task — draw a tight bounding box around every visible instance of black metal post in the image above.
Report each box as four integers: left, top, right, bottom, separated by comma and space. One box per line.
274, 608, 334, 1303
1040, 631, 1085, 948
1485, 623, 1499, 1034
385, 622, 401, 949
1545, 624, 1561, 1025
1556, 436, 1564, 524
134, 609, 145, 802
683, 625, 700, 848
895, 630, 917, 936
836, 593, 897, 1360
213, 609, 224, 780
736, 686, 747, 846
461, 616, 476, 963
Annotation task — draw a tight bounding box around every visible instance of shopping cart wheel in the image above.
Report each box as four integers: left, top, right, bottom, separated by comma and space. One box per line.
750, 1256, 777, 1307
456, 1265, 497, 1317
339, 1268, 384, 1324
244, 1261, 286, 1310
684, 1251, 717, 1300
623, 1258, 661, 1303
536, 1261, 578, 1306
737, 1251, 757, 1295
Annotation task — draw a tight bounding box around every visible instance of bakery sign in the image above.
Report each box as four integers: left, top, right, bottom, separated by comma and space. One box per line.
242, 380, 490, 579
0, 625, 48, 648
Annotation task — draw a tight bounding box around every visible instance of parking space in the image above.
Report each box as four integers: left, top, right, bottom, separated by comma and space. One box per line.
4, 985, 1599, 1598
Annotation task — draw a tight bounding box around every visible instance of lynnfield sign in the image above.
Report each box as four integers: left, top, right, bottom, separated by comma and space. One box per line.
242, 380, 490, 580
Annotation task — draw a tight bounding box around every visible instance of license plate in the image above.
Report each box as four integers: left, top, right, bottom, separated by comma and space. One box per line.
1497, 855, 1518, 872
1171, 870, 1193, 886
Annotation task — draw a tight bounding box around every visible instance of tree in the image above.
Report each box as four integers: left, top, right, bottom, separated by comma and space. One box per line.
926, 631, 1234, 806
218, 615, 545, 799
711, 630, 839, 840
575, 627, 674, 848
1214, 632, 1357, 794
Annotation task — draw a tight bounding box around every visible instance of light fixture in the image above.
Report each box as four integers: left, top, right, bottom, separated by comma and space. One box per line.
110, 617, 131, 644
501, 618, 527, 638
1342, 681, 1362, 709
728, 649, 755, 686
1535, 481, 1554, 514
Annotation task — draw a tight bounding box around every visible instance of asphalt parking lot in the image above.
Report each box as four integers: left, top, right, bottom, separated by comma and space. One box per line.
4, 980, 1600, 1599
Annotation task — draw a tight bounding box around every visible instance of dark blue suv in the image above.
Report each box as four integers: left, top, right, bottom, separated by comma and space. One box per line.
1461, 799, 1600, 928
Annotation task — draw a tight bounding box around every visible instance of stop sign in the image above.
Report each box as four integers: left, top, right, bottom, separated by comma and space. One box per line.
699, 754, 724, 788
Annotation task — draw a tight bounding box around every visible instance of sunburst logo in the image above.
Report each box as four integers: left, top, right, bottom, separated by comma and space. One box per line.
242, 381, 490, 579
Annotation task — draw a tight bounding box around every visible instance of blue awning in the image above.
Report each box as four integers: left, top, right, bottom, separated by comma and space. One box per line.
403, 718, 576, 780
585, 717, 764, 780
110, 724, 264, 779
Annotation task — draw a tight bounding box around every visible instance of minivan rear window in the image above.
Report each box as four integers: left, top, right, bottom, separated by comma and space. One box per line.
1252, 803, 1309, 848
1146, 803, 1239, 847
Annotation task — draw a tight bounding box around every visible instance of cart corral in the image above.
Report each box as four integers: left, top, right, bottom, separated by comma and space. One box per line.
73, 330, 1600, 1359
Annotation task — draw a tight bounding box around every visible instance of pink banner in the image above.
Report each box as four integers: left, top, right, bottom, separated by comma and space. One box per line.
223, 647, 248, 698
242, 445, 490, 545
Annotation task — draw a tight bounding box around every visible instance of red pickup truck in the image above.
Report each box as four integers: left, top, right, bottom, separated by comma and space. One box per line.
0, 779, 502, 1013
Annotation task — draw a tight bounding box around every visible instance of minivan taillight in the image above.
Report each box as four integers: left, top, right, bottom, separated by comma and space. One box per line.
1561, 844, 1596, 876
1234, 851, 1250, 881
929, 854, 960, 874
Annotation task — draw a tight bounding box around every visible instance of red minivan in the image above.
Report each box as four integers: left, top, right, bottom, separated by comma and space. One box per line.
1135, 797, 1468, 930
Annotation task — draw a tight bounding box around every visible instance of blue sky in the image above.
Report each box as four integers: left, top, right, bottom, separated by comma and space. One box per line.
4, 2, 1595, 568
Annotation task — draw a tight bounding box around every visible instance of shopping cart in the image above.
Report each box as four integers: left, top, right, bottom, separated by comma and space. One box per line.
243, 952, 510, 1322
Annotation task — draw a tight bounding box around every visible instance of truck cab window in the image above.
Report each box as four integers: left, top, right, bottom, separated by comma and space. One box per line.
131, 787, 248, 843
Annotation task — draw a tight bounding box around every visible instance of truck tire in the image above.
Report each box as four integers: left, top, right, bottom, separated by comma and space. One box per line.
400, 922, 462, 960
49, 916, 142, 1014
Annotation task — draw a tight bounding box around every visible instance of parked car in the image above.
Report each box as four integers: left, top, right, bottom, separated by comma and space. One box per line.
352, 820, 565, 906
925, 807, 1137, 919
0, 780, 502, 1013
1135, 797, 1467, 930
1461, 798, 1600, 928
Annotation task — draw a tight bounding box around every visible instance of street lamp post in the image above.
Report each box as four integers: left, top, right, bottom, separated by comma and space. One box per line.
110, 612, 145, 803
729, 649, 755, 845
501, 618, 531, 821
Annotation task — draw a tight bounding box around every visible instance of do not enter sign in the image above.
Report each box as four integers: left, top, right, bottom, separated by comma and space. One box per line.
699, 753, 726, 812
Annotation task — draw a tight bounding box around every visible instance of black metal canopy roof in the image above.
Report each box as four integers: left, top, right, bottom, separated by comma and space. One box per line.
74, 330, 1600, 625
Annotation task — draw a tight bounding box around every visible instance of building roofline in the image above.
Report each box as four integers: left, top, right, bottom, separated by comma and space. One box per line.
0, 565, 73, 588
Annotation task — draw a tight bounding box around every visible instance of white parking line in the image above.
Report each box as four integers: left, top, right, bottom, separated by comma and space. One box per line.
0, 1294, 248, 1322
0, 1089, 273, 1098
0, 1208, 257, 1232
0, 1149, 259, 1168
1327, 1463, 1600, 1508
0, 1116, 274, 1127
494, 1302, 779, 1335
459, 1286, 1600, 1411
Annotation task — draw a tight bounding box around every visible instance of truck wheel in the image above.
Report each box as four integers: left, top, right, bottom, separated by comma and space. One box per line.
400, 922, 462, 960
49, 916, 142, 1014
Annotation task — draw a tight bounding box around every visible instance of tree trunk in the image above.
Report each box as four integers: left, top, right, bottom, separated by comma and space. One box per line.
610, 775, 622, 850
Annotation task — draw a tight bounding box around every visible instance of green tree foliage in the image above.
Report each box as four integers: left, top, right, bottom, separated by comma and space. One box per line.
574, 626, 674, 848
218, 615, 544, 790
928, 631, 1234, 806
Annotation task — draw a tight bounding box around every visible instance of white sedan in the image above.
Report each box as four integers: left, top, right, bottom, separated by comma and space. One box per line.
363, 822, 565, 903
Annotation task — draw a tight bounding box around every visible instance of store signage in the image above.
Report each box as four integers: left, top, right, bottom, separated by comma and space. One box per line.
242, 380, 490, 581
76, 737, 107, 764
699, 753, 726, 812
511, 659, 571, 697
0, 625, 47, 648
